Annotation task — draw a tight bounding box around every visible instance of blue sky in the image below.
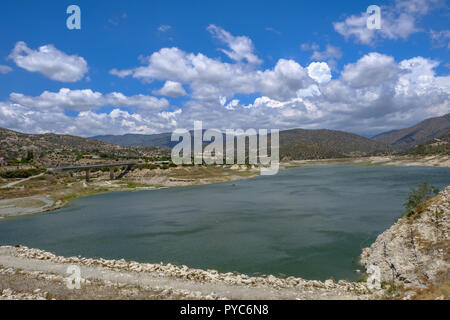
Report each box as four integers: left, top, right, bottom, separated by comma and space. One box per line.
0, 0, 449, 137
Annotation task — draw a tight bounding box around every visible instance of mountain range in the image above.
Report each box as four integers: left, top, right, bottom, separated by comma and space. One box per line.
372, 113, 450, 151
1, 113, 448, 163
93, 128, 390, 160
92, 113, 450, 158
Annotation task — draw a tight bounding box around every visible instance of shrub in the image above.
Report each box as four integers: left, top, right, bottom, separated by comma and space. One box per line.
404, 182, 440, 217
0, 168, 44, 179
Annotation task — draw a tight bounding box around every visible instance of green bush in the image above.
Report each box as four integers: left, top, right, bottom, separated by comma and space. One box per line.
404, 182, 440, 217
0, 168, 44, 179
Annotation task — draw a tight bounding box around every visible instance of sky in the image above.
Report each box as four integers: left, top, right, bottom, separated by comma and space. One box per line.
0, 0, 449, 137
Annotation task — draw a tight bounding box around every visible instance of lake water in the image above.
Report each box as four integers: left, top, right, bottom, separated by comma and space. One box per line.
1, 165, 449, 281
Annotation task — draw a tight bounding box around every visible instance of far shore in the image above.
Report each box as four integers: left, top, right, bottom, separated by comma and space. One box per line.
0, 154, 449, 218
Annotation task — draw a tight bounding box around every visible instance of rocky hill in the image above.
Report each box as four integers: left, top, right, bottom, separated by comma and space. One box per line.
0, 128, 169, 167
279, 129, 389, 159
360, 186, 450, 292
372, 114, 450, 151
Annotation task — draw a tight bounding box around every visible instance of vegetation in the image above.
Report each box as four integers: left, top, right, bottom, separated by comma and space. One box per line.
401, 133, 450, 156
0, 168, 44, 179
404, 182, 440, 217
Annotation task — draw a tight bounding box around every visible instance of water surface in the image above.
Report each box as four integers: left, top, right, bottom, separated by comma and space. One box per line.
1, 165, 449, 280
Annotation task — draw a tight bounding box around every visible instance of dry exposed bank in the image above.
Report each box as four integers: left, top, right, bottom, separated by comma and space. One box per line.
0, 165, 258, 218
282, 155, 450, 168
0, 245, 374, 300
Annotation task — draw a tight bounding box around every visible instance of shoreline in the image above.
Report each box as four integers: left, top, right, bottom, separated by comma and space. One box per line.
1, 167, 448, 300
1, 155, 449, 219
0, 245, 375, 300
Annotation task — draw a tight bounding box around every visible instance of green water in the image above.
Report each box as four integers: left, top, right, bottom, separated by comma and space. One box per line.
1, 165, 449, 280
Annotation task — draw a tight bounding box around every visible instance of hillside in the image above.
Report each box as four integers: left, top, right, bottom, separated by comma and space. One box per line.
372, 114, 450, 151
0, 128, 168, 167
93, 132, 175, 148
279, 129, 389, 159
360, 186, 450, 293
402, 133, 450, 156
93, 129, 390, 160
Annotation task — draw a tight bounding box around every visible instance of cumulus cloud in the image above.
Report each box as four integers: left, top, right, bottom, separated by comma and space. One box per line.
0, 102, 176, 136
102, 28, 448, 137
0, 65, 12, 74
112, 47, 314, 102
3, 27, 448, 137
8, 41, 88, 82
207, 24, 262, 64
307, 62, 332, 84
9, 88, 169, 112
153, 81, 187, 97
340, 52, 402, 88
333, 0, 439, 45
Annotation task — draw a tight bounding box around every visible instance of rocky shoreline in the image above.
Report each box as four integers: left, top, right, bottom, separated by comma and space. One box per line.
0, 245, 375, 300
360, 186, 450, 297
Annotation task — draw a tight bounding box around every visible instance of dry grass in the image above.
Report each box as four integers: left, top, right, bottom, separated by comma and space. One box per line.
412, 280, 450, 300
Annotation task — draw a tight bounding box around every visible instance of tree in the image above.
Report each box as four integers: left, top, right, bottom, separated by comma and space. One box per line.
404, 182, 440, 216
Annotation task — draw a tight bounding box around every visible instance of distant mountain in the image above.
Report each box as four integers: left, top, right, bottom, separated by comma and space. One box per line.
92, 132, 175, 148
93, 128, 390, 160
372, 114, 450, 151
279, 129, 389, 159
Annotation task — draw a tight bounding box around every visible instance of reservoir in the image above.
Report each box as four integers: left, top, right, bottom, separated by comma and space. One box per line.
1, 165, 449, 281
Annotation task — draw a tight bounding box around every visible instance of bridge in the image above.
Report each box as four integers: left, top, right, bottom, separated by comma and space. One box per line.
48, 162, 138, 182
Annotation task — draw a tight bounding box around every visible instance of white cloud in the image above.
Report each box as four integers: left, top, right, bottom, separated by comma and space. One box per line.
340, 53, 402, 88
153, 80, 187, 97
9, 88, 169, 112
112, 47, 313, 102
430, 29, 450, 48
307, 62, 332, 84
4, 26, 448, 137
8, 41, 88, 82
158, 25, 172, 32
311, 45, 343, 61
333, 0, 439, 45
3, 52, 449, 137
300, 43, 320, 51
109, 68, 133, 78
103, 28, 449, 137
0, 65, 12, 74
207, 24, 262, 64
